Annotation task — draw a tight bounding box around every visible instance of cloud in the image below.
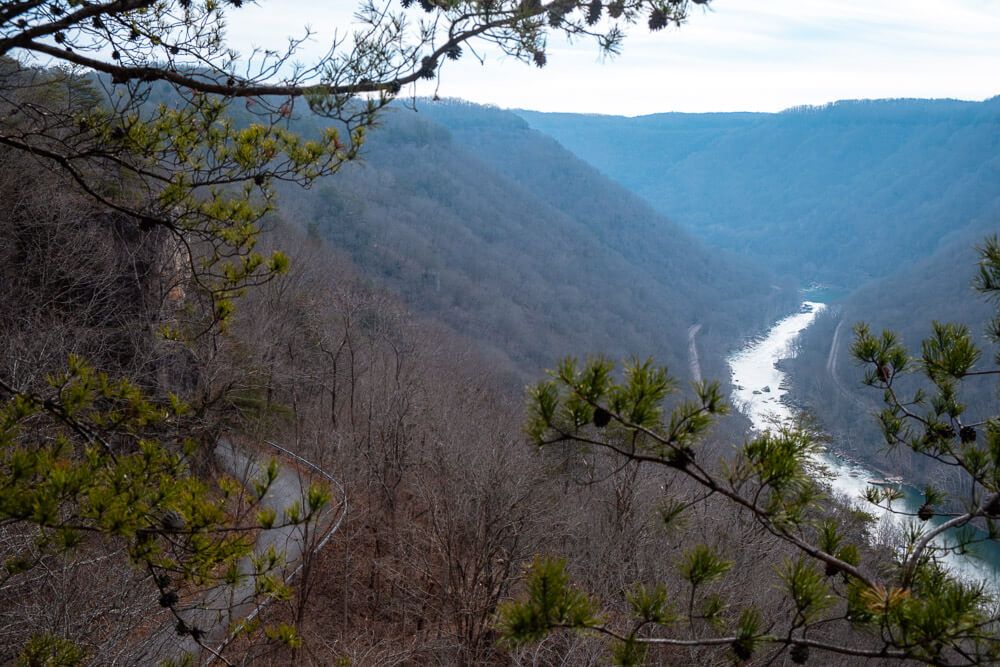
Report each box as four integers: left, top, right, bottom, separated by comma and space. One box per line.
225, 0, 1000, 114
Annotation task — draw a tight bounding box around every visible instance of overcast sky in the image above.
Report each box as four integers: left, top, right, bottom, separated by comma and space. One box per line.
227, 0, 1000, 115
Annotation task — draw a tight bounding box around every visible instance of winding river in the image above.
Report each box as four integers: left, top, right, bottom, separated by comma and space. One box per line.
727, 302, 1000, 587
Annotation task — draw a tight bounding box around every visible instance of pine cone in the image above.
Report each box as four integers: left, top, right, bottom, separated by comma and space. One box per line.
586, 0, 602, 25
648, 8, 668, 31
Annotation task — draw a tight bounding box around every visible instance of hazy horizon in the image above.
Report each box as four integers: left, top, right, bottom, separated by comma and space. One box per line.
410, 91, 1000, 121
503, 91, 1000, 118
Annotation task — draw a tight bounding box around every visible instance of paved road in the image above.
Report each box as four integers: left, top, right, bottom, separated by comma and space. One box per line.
128, 439, 336, 665
826, 316, 867, 409
688, 324, 703, 384
827, 318, 844, 376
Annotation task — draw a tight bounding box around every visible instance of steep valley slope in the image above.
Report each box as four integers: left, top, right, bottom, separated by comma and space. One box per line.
282, 101, 796, 382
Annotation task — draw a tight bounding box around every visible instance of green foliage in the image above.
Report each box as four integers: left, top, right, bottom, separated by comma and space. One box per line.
257, 507, 277, 529
0, 64, 328, 339
0, 357, 327, 627
264, 622, 303, 649
611, 636, 648, 667
700, 593, 728, 628
853, 570, 996, 664
626, 583, 676, 625
852, 240, 1000, 502
307, 481, 332, 514
976, 235, 1000, 363
1, 361, 218, 565
678, 544, 732, 588
817, 518, 843, 556
851, 324, 910, 385
738, 426, 821, 523
16, 634, 86, 667
975, 235, 1000, 297
657, 497, 688, 531
527, 357, 725, 467
782, 558, 833, 622
791, 226, 997, 482
496, 556, 598, 645
610, 359, 674, 429
730, 607, 764, 661
922, 322, 980, 383
846, 237, 1000, 656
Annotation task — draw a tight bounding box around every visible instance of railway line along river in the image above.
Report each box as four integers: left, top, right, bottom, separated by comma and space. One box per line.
727, 301, 1000, 587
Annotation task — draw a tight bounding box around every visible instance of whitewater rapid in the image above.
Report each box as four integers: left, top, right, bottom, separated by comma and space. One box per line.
727, 302, 999, 586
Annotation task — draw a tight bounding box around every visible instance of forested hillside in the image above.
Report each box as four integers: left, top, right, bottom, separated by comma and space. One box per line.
519, 98, 1000, 288
0, 115, 867, 666
282, 101, 796, 381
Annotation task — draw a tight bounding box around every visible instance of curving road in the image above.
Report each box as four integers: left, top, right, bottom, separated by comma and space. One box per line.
687, 324, 703, 384
129, 438, 344, 665
826, 318, 843, 376
826, 316, 867, 410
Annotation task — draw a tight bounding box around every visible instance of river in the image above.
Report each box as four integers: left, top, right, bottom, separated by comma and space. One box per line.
727, 301, 1000, 587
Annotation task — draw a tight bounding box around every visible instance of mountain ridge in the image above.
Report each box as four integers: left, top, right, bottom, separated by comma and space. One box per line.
517, 95, 1000, 288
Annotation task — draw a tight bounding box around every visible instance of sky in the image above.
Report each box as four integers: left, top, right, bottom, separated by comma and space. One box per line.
226, 0, 1000, 115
